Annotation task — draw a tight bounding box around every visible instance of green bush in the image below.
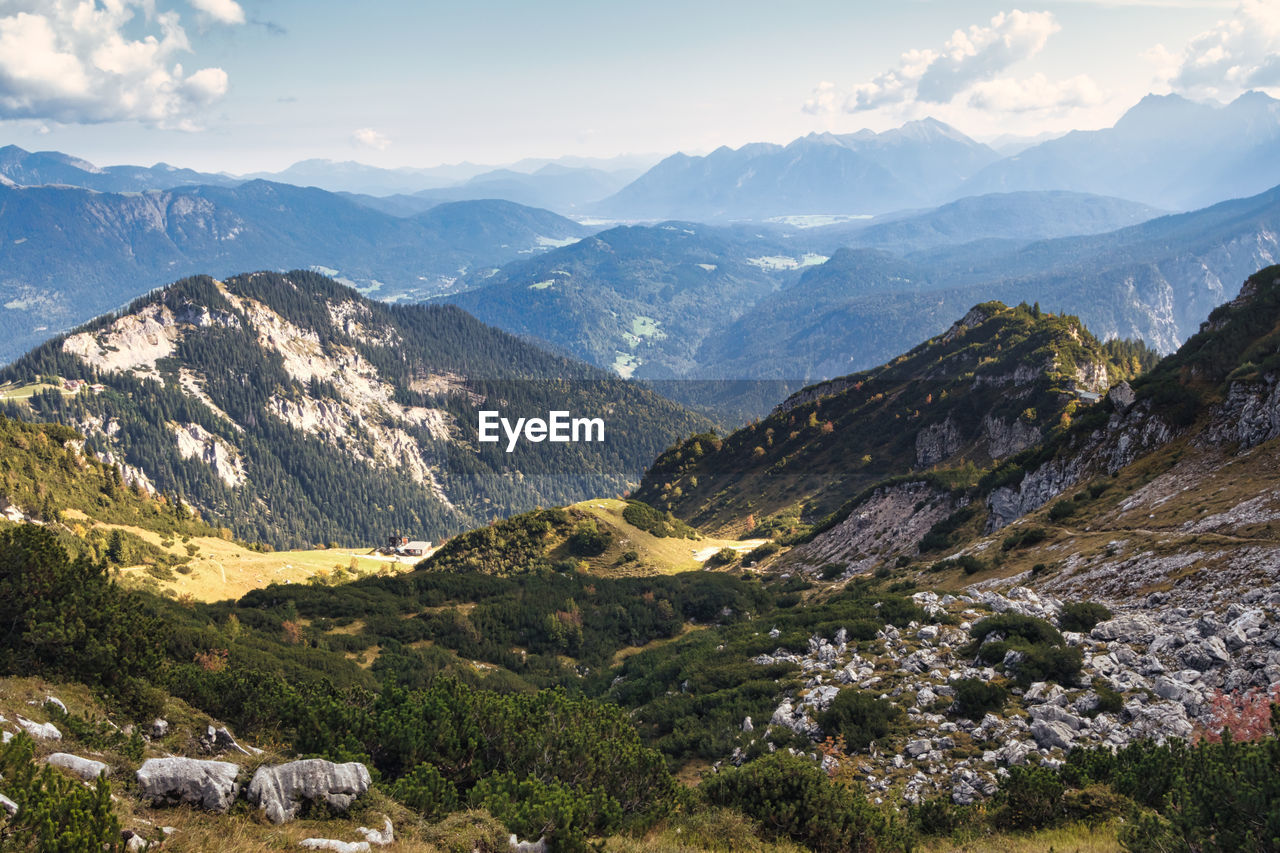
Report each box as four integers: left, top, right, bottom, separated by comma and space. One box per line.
0, 525, 164, 716
1000, 526, 1048, 551
967, 614, 1082, 686
1058, 601, 1113, 633
390, 762, 459, 819
950, 678, 1008, 719
995, 764, 1064, 830
0, 734, 122, 852
701, 753, 910, 853
470, 773, 622, 853
743, 542, 781, 564
567, 521, 612, 557
705, 548, 739, 567
817, 689, 904, 751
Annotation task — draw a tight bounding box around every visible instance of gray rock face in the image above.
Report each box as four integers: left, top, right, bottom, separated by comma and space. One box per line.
1092, 615, 1159, 644
983, 415, 1041, 460
0, 793, 17, 816
1108, 381, 1136, 413
357, 818, 394, 847
248, 759, 371, 824
1031, 719, 1077, 750
136, 757, 240, 812
298, 841, 370, 852
916, 417, 962, 467
46, 753, 108, 782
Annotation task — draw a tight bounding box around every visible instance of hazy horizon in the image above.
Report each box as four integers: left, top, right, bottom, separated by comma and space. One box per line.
0, 1, 1273, 174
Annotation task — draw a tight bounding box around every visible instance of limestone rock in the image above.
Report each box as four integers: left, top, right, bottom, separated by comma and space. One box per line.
298, 841, 370, 853
15, 717, 60, 740
248, 759, 371, 824
356, 818, 394, 847
136, 757, 240, 812
46, 753, 108, 782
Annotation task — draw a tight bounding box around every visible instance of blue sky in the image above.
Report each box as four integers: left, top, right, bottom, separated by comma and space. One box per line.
0, 0, 1272, 173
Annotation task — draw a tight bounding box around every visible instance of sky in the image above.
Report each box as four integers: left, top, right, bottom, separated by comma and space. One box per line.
0, 0, 1275, 174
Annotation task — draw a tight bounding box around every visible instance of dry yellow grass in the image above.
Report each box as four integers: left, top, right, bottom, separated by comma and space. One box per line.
62, 510, 420, 602
915, 821, 1124, 852
570, 498, 767, 575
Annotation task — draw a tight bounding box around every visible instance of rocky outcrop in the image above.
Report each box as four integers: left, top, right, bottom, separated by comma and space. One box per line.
986, 401, 1174, 530
982, 415, 1041, 460
1073, 360, 1109, 394
1204, 374, 1280, 449
172, 422, 246, 488
16, 716, 60, 740
248, 759, 371, 824
1108, 381, 1136, 413
136, 758, 240, 812
298, 840, 370, 853
916, 418, 961, 467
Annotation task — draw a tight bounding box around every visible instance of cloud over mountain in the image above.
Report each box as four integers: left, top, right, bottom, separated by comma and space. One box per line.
1157, 0, 1280, 98
805, 9, 1102, 117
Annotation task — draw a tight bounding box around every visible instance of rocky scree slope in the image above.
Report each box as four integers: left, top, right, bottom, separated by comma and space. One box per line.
1, 270, 710, 548
733, 585, 1280, 808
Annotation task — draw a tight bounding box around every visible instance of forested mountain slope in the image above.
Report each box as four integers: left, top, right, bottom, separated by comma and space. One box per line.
1, 270, 709, 548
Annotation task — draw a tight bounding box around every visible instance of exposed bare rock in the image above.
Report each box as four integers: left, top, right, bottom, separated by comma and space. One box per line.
248, 759, 371, 824
46, 753, 108, 781
982, 415, 1041, 460
916, 417, 961, 467
793, 482, 959, 573
16, 716, 60, 740
356, 818, 394, 847
298, 840, 370, 853
172, 422, 246, 488
136, 757, 240, 812
1108, 381, 1136, 413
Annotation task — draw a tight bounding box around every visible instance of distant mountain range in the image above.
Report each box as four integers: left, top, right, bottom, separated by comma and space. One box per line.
4, 92, 1279, 222
961, 92, 1280, 211
698, 183, 1280, 382
444, 184, 1276, 399
595, 118, 1000, 221
0, 182, 591, 363
0, 144, 237, 192
595, 91, 1280, 221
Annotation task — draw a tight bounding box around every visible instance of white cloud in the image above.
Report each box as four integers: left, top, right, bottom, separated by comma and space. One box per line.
967, 73, 1106, 112
0, 0, 230, 128
189, 0, 245, 26
822, 9, 1063, 114
916, 10, 1060, 103
352, 127, 390, 150
1159, 0, 1280, 98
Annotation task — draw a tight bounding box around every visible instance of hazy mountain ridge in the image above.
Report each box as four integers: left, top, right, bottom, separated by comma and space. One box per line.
597, 118, 1000, 221
961, 91, 1280, 210
0, 182, 592, 363
699, 183, 1280, 383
